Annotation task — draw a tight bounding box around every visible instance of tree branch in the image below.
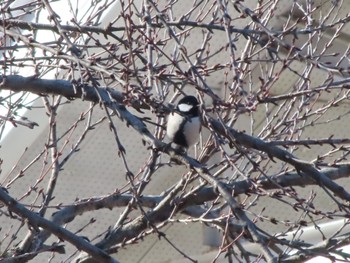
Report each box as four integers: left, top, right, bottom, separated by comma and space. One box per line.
2, 74, 350, 262
0, 188, 119, 263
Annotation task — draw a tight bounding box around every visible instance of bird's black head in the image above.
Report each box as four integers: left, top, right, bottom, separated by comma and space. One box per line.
177, 96, 199, 116
178, 96, 199, 106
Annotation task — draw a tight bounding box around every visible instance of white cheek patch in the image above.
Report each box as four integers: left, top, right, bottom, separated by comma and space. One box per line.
178, 104, 193, 112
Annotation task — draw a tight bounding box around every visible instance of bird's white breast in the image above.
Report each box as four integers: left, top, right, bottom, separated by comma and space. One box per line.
166, 111, 200, 147
166, 112, 183, 141
183, 116, 201, 147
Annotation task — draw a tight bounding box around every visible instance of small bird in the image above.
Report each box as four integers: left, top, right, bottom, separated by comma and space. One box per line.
166, 95, 201, 151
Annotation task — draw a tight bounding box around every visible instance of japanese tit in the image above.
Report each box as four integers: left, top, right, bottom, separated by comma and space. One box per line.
166, 96, 201, 151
